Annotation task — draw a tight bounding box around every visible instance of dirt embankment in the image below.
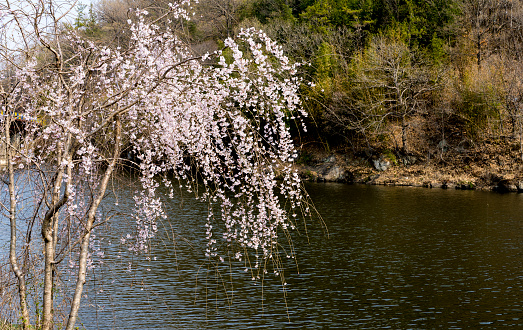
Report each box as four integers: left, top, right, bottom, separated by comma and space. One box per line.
294, 143, 523, 192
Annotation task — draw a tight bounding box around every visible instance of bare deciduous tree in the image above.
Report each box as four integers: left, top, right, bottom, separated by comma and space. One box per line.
194, 0, 245, 39
342, 35, 440, 153
460, 0, 523, 67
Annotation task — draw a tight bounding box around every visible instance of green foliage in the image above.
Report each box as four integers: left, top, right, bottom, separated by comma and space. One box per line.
314, 42, 337, 86
291, 0, 317, 16
75, 0, 513, 155
383, 149, 397, 165
450, 64, 506, 140
302, 81, 328, 125
455, 88, 498, 138
370, 0, 460, 47
74, 3, 89, 29
300, 0, 374, 32
72, 3, 102, 39
301, 41, 339, 128
381, 22, 414, 49
245, 0, 295, 24
428, 33, 447, 66
220, 43, 235, 65
296, 150, 313, 164
351, 33, 414, 97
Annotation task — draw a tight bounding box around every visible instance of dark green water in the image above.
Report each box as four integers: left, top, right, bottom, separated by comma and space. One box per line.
2, 182, 520, 328
75, 183, 522, 329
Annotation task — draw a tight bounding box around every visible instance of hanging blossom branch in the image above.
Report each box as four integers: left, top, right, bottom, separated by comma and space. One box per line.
0, 1, 312, 328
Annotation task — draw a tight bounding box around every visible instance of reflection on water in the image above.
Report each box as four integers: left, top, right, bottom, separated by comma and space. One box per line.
297, 184, 522, 329
3, 181, 521, 329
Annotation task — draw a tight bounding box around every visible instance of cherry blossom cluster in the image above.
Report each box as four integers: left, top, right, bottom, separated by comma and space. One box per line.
3, 2, 309, 274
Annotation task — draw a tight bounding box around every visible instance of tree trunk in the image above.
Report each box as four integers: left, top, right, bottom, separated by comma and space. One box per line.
41, 154, 65, 330
6, 117, 30, 330
401, 113, 408, 153
519, 119, 523, 161
477, 33, 482, 68
41, 131, 73, 330
65, 116, 122, 330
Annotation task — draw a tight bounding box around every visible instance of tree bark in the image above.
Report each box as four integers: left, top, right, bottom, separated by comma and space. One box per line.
41, 135, 72, 330
65, 116, 122, 330
401, 113, 408, 153
6, 117, 30, 330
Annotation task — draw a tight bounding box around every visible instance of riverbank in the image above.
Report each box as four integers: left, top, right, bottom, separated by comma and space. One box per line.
294, 144, 523, 192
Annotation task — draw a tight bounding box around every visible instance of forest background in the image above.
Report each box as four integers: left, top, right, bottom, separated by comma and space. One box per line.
0, 0, 521, 328
70, 0, 523, 188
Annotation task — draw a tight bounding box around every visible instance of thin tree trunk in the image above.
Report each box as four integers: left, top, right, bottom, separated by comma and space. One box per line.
41, 154, 64, 329
401, 113, 408, 153
6, 117, 30, 330
41, 132, 73, 330
65, 116, 122, 330
477, 34, 482, 68
519, 118, 523, 161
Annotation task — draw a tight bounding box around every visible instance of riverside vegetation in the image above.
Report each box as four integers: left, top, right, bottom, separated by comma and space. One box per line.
82, 0, 523, 190
262, 0, 523, 190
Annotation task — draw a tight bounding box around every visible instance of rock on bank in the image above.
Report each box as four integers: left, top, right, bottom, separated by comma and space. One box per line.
294, 151, 523, 192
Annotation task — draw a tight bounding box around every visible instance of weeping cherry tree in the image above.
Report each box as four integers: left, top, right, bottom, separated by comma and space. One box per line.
0, 0, 310, 328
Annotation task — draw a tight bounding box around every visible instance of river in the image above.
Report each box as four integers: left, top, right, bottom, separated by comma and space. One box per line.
2, 182, 522, 328
77, 182, 521, 329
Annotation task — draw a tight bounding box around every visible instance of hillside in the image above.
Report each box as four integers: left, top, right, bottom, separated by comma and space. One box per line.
79, 0, 523, 190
